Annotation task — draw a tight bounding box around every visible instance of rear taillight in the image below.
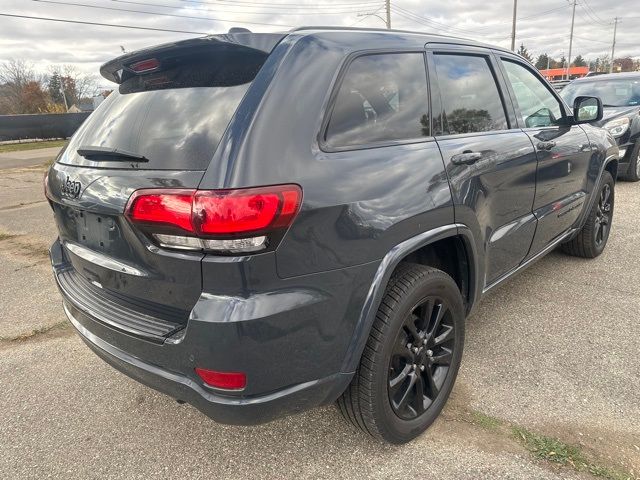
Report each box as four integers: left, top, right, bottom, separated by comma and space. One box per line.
125, 185, 302, 254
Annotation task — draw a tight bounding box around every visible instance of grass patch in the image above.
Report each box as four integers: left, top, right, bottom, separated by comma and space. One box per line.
471, 410, 503, 431
0, 140, 66, 153
513, 426, 635, 480
0, 231, 16, 241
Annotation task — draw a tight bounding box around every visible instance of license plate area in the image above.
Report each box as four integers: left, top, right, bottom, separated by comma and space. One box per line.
52, 203, 122, 252
74, 210, 119, 250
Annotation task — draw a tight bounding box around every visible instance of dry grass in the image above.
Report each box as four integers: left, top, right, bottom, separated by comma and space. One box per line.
0, 140, 66, 153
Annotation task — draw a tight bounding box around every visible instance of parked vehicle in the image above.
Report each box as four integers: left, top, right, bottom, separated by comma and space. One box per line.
561, 72, 640, 181
46, 28, 619, 444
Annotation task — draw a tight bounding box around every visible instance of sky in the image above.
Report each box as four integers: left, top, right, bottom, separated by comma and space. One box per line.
1, 0, 638, 89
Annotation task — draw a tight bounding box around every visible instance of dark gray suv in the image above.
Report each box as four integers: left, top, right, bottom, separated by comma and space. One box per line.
46, 28, 619, 444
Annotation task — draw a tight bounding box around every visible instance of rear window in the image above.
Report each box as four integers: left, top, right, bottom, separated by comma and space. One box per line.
60, 52, 263, 170
324, 53, 430, 149
561, 78, 640, 108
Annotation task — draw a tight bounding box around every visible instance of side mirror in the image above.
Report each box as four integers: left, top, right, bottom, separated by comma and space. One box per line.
573, 96, 603, 124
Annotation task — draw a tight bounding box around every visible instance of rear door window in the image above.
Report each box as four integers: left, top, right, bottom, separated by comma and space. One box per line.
60, 51, 264, 170
324, 53, 430, 149
433, 54, 509, 135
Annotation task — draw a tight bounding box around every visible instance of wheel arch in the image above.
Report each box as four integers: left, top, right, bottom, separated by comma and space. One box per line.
340, 224, 480, 373
605, 156, 618, 180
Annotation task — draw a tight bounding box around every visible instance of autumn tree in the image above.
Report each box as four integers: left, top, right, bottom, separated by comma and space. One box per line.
613, 57, 635, 72
20, 81, 48, 113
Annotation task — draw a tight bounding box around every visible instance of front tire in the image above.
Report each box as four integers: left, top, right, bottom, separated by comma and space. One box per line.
337, 264, 465, 444
621, 141, 640, 182
561, 170, 615, 258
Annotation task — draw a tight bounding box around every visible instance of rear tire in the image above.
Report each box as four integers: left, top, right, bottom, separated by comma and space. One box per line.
337, 263, 465, 444
561, 170, 614, 258
621, 141, 640, 182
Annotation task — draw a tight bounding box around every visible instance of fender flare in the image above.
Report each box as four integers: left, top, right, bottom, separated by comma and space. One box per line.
340, 223, 479, 373
577, 154, 618, 230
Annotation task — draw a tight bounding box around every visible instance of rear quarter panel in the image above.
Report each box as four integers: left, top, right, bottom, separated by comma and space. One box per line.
199, 32, 455, 278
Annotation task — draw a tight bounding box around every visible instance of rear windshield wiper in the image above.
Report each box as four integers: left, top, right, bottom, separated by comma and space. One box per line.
77, 146, 149, 162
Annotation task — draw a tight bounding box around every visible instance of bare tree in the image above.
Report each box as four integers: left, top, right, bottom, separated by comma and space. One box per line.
0, 58, 45, 114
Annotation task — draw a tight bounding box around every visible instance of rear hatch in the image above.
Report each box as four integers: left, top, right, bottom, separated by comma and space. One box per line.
47, 33, 284, 339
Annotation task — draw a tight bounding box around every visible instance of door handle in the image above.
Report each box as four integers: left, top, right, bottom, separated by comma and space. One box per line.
451, 151, 482, 165
536, 141, 556, 151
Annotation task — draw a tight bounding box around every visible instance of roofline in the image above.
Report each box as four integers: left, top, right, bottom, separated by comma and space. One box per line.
289, 25, 514, 54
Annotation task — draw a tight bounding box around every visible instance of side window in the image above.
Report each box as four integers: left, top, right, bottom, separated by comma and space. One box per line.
325, 53, 429, 149
501, 59, 564, 128
433, 54, 508, 135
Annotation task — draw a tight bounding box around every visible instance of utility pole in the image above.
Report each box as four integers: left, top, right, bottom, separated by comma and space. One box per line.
609, 17, 618, 74
546, 55, 551, 79
510, 0, 517, 51
566, 0, 577, 80
60, 85, 69, 112
385, 0, 391, 29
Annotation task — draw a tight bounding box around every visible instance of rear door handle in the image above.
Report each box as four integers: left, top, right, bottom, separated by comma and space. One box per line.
451, 151, 482, 165
536, 141, 556, 151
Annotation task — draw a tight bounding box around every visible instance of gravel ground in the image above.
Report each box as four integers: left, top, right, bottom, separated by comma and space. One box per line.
0, 165, 638, 479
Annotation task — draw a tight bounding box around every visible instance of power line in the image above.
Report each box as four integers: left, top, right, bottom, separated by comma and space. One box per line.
574, 9, 609, 29
350, 5, 385, 26
392, 4, 571, 37
0, 12, 210, 34
392, 6, 494, 36
111, 0, 382, 16
178, 0, 381, 9
31, 0, 297, 27
579, 0, 609, 26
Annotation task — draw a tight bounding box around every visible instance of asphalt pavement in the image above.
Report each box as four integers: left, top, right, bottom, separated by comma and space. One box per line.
0, 155, 637, 479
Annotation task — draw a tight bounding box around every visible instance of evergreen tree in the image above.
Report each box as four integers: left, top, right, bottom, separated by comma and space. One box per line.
47, 72, 64, 104
517, 43, 533, 64
535, 53, 551, 70
572, 55, 587, 67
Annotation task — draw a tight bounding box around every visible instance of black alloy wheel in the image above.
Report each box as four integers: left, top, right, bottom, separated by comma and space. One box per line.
594, 183, 612, 248
388, 297, 455, 420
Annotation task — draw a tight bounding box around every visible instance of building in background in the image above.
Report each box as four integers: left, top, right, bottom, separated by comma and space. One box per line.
539, 66, 589, 81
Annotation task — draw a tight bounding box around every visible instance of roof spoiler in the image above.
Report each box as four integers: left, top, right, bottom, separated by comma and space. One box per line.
100, 33, 285, 84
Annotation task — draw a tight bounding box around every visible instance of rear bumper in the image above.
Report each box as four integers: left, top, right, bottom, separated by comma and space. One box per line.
63, 301, 351, 425
51, 239, 377, 424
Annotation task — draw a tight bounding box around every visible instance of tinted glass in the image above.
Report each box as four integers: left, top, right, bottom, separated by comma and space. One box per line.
434, 54, 508, 135
561, 78, 640, 108
60, 52, 262, 170
502, 60, 563, 128
325, 53, 429, 148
